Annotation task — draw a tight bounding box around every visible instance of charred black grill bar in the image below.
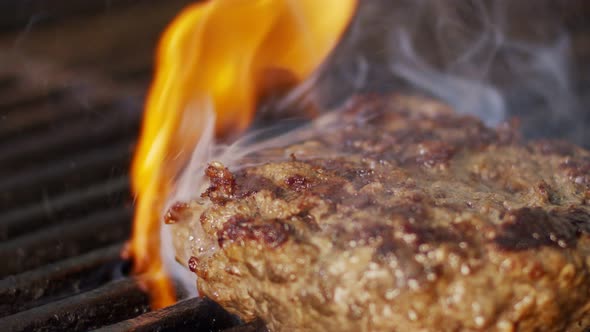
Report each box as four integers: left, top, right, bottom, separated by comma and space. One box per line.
95, 297, 241, 332
0, 1, 265, 330
2, 278, 150, 331
1, 243, 125, 316
0, 176, 129, 240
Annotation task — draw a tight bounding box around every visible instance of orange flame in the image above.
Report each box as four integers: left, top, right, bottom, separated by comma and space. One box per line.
130, 0, 357, 308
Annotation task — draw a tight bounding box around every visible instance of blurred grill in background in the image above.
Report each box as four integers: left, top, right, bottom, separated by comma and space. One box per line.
0, 1, 264, 330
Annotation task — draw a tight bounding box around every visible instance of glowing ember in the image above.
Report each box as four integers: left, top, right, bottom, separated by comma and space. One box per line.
129, 0, 357, 308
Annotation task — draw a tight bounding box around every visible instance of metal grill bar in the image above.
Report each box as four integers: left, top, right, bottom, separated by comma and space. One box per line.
0, 2, 269, 330
95, 297, 241, 332
0, 104, 138, 167
0, 243, 124, 317
222, 321, 269, 332
0, 88, 65, 117
0, 207, 132, 276
0, 176, 129, 240
0, 278, 150, 332
0, 92, 104, 144
0, 141, 132, 208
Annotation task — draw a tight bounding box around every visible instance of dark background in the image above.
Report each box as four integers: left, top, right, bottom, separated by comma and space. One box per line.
0, 0, 588, 146
322, 0, 590, 146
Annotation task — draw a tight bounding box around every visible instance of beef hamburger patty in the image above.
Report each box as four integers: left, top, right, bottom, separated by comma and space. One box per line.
168, 95, 590, 331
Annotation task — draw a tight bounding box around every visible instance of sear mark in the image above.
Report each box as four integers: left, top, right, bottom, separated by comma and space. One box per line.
235, 173, 284, 198
285, 174, 311, 192
218, 215, 289, 248
413, 141, 456, 168
164, 202, 191, 224
494, 207, 590, 250
202, 162, 237, 205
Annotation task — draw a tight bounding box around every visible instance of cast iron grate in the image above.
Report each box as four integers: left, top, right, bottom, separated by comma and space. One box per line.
0, 61, 265, 332
0, 54, 270, 332
0, 2, 266, 331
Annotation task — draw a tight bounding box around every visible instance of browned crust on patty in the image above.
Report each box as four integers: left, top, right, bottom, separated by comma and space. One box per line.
170, 95, 590, 332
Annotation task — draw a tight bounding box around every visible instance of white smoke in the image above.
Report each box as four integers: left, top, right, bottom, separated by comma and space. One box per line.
161, 97, 343, 298
390, 29, 506, 126
160, 98, 216, 299
317, 0, 587, 145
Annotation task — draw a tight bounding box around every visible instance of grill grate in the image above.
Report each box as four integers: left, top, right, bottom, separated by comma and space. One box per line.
0, 2, 265, 331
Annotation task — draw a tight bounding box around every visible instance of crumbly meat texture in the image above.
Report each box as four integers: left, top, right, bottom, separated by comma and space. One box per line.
169, 95, 590, 332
